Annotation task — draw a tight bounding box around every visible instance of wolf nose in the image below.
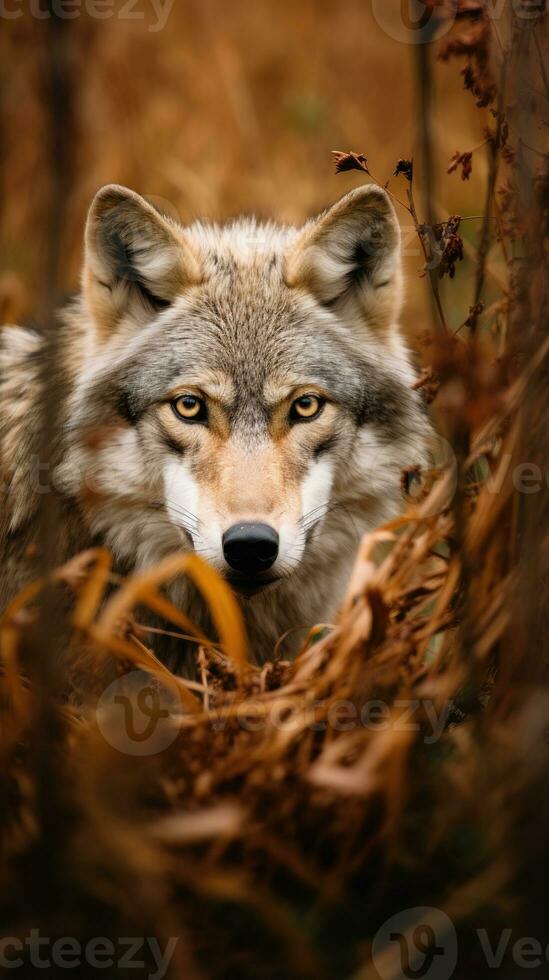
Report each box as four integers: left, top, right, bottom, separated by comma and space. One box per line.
222, 522, 279, 576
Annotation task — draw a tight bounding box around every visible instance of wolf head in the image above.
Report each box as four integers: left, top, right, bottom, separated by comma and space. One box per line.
59, 184, 429, 601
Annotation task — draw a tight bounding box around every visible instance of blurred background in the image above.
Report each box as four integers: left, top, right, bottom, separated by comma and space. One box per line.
0, 0, 492, 340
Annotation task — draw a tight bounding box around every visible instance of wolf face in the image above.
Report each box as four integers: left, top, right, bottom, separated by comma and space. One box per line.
55, 183, 429, 653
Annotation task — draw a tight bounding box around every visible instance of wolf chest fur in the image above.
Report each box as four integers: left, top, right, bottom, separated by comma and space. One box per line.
0, 183, 431, 672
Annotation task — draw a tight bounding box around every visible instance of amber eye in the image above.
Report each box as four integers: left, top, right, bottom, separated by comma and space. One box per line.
290, 394, 324, 422
172, 394, 207, 423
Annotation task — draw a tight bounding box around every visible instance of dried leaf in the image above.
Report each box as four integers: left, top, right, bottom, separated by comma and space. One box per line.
332, 150, 370, 174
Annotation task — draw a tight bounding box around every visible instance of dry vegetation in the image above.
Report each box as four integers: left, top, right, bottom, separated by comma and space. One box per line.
1, 2, 548, 978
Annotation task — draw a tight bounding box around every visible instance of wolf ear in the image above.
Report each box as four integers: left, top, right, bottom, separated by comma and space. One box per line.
285, 185, 401, 326
83, 184, 202, 337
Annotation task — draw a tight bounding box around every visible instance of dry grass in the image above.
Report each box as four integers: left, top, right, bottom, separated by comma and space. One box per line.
1, 3, 548, 978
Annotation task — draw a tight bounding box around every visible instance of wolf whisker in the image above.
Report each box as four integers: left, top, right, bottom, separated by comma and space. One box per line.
152, 499, 201, 532
299, 509, 329, 533
194, 547, 217, 560
143, 516, 197, 540
300, 500, 347, 533
299, 503, 329, 525
162, 501, 201, 524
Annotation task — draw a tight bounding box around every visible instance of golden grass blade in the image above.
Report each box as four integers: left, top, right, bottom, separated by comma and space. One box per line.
183, 553, 249, 678
0, 578, 45, 627
96, 551, 248, 679
88, 624, 201, 714
72, 548, 113, 630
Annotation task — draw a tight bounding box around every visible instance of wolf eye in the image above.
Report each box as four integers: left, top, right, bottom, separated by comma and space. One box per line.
172, 395, 207, 423
290, 394, 324, 422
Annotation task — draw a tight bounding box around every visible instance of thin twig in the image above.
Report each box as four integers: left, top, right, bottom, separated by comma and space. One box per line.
469, 58, 507, 331
414, 42, 448, 335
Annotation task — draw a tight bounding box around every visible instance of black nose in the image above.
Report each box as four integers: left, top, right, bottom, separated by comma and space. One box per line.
222, 522, 279, 576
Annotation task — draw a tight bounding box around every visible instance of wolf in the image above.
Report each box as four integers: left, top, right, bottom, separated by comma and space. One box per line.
0, 183, 430, 672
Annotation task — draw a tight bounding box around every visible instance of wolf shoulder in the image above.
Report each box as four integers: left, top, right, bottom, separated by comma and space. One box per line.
0, 325, 46, 585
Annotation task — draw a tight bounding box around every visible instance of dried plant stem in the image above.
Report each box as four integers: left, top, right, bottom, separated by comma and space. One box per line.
469, 61, 507, 331
414, 41, 449, 336
405, 177, 449, 335
500, 12, 549, 689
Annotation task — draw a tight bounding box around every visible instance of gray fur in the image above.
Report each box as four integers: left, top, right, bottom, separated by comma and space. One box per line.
0, 184, 431, 673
